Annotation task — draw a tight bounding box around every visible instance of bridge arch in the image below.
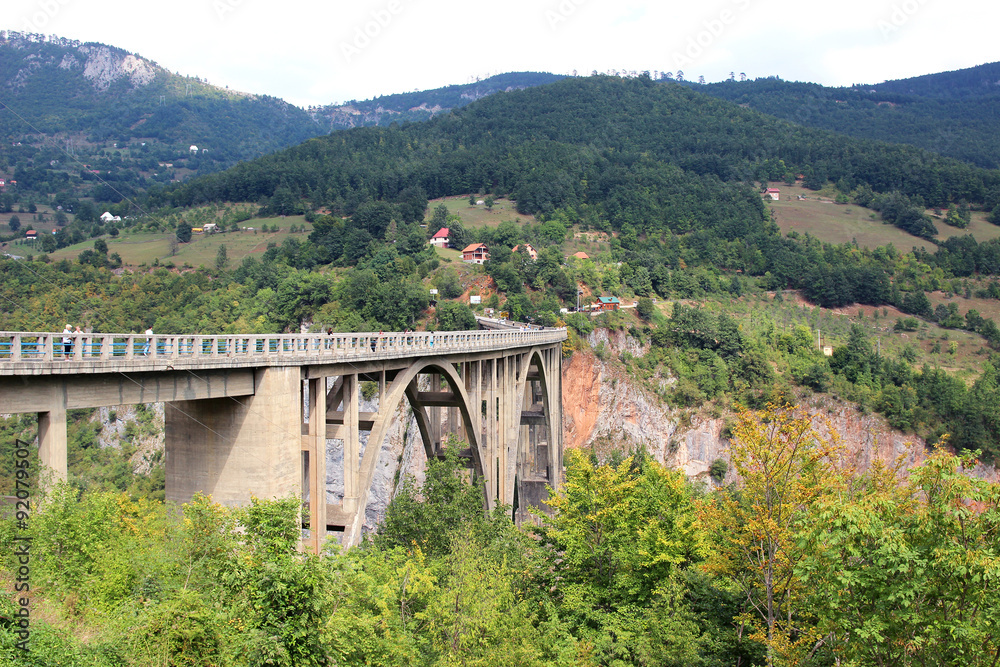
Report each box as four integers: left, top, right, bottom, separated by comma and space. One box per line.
503, 346, 562, 517
345, 357, 484, 545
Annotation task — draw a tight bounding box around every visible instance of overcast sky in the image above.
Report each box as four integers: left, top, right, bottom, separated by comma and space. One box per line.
3, 0, 997, 108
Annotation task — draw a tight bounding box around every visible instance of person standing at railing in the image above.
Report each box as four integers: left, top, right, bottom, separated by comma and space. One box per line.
61, 324, 73, 359
143, 326, 153, 356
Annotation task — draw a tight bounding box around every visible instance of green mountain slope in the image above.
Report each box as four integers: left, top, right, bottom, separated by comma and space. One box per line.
697, 62, 1000, 169
0, 32, 326, 171
168, 74, 997, 220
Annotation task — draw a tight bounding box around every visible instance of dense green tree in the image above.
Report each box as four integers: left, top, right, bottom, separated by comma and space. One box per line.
176, 222, 193, 243
435, 300, 477, 331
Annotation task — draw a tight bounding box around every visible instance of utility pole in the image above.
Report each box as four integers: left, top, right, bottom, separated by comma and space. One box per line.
817, 328, 821, 350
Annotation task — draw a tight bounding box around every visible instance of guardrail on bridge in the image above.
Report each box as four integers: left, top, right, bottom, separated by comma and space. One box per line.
0, 327, 567, 367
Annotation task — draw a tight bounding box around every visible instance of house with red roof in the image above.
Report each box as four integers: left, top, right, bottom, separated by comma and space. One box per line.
765, 188, 781, 201
429, 227, 450, 248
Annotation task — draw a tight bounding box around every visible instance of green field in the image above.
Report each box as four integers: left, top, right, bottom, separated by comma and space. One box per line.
47, 215, 312, 268
766, 182, 1000, 251
723, 292, 989, 382
433, 245, 462, 261
426, 196, 534, 228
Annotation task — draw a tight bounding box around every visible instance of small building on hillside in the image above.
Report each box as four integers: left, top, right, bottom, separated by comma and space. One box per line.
25, 230, 37, 241
100, 211, 122, 223
572, 251, 590, 260
511, 243, 538, 260
595, 296, 621, 311
203, 223, 218, 233
765, 188, 781, 201
462, 243, 489, 264
429, 227, 450, 247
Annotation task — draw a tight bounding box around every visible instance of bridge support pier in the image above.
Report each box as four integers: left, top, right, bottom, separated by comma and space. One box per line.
38, 401, 67, 487
164, 366, 302, 506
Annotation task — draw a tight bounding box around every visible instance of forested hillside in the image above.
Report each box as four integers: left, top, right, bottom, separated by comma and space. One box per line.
699, 62, 1000, 169
168, 74, 999, 213
0, 32, 324, 173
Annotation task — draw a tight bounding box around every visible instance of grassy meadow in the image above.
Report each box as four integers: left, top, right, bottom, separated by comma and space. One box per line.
427, 196, 534, 228
46, 214, 312, 268
765, 181, 1000, 250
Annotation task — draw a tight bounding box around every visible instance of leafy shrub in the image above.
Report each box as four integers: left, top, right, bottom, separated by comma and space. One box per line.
709, 458, 728, 482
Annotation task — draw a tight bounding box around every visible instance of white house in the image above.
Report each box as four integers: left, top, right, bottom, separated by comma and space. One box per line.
100, 211, 122, 223
203, 223, 218, 233
765, 188, 781, 201
429, 227, 450, 247
189, 145, 199, 154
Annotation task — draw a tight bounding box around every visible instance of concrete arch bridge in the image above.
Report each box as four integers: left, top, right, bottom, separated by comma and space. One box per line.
0, 324, 566, 550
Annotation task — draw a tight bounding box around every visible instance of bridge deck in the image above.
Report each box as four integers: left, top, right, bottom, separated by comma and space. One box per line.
0, 327, 567, 376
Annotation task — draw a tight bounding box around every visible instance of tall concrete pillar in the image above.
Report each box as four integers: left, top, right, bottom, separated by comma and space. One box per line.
429, 373, 441, 454
467, 361, 481, 475
548, 348, 564, 490
37, 395, 67, 487
307, 377, 327, 554
484, 359, 498, 506
165, 366, 302, 506
342, 373, 360, 513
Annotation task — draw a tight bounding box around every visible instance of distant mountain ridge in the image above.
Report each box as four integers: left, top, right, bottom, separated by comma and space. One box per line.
309, 72, 565, 131
696, 61, 1000, 169
0, 31, 325, 171
0, 34, 564, 177
870, 61, 1000, 98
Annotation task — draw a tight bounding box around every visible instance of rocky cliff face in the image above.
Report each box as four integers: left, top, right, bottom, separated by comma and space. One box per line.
77, 46, 157, 91
563, 330, 1000, 485
2, 33, 159, 92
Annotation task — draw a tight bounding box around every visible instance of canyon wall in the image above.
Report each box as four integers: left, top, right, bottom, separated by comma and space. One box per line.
563, 329, 999, 484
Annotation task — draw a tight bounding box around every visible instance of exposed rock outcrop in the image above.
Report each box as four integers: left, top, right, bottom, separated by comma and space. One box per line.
2, 33, 159, 92
562, 335, 1000, 485
79, 46, 157, 91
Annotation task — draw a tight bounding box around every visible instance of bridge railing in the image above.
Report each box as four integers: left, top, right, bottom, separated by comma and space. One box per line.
0, 328, 567, 364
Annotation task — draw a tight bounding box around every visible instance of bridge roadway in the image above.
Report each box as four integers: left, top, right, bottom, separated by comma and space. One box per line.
0, 324, 567, 550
